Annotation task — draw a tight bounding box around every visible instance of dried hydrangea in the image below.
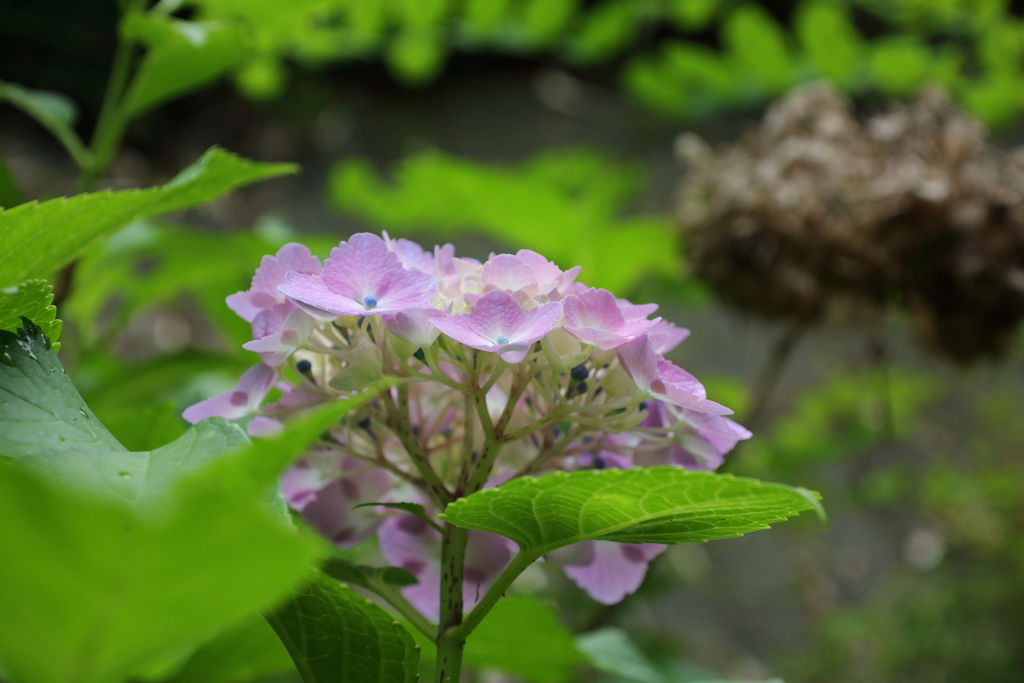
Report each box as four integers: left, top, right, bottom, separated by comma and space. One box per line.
677, 83, 1024, 361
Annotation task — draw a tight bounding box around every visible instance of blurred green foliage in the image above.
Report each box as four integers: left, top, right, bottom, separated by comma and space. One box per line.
329, 148, 678, 294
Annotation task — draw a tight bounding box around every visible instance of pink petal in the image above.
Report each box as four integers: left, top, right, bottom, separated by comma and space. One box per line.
278, 273, 363, 317
280, 458, 329, 511
322, 233, 402, 302
385, 234, 435, 272
617, 299, 659, 320
182, 364, 277, 423
431, 291, 561, 360
482, 254, 536, 294
299, 460, 392, 548
647, 320, 690, 354
243, 309, 313, 366
252, 243, 322, 297
225, 292, 263, 323
563, 288, 661, 350
382, 306, 447, 348
616, 336, 661, 393
247, 416, 283, 437
562, 541, 667, 605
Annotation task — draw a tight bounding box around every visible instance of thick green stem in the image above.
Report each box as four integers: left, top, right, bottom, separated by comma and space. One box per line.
435, 524, 468, 683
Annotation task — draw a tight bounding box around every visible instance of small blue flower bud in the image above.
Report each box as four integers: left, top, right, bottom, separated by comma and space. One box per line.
638, 400, 649, 411
495, 335, 510, 345
363, 295, 377, 309
413, 348, 426, 362
570, 364, 589, 381
576, 381, 588, 394
296, 359, 312, 374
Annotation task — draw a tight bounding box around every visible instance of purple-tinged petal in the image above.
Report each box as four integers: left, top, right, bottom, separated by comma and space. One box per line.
280, 458, 331, 511
299, 459, 392, 548
279, 267, 437, 317
617, 299, 659, 321
227, 243, 321, 322
562, 288, 661, 350
182, 364, 277, 423
247, 416, 283, 437
322, 233, 402, 302
430, 290, 561, 362
481, 254, 536, 294
647, 320, 690, 354
384, 232, 435, 272
382, 306, 448, 349
561, 541, 667, 605
617, 337, 731, 415
243, 308, 313, 366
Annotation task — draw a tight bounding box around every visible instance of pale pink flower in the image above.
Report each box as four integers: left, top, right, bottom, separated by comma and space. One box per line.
548, 541, 666, 605
278, 233, 437, 318
646, 320, 690, 354
430, 290, 561, 363
242, 305, 314, 366
562, 288, 661, 350
182, 363, 276, 423
382, 306, 449, 348
227, 243, 321, 322
617, 336, 731, 415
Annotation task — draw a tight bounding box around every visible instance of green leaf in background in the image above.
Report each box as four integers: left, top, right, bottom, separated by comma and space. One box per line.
266, 569, 419, 683
122, 13, 248, 116
98, 402, 189, 453
351, 501, 443, 533
0, 81, 90, 167
523, 0, 578, 45
441, 467, 822, 555
164, 613, 297, 683
796, 1, 862, 88
387, 30, 445, 86
871, 36, 932, 96
576, 627, 663, 683
0, 281, 61, 348
0, 146, 297, 288
328, 148, 677, 293
321, 556, 420, 590
0, 152, 22, 208
410, 595, 585, 683
721, 4, 793, 93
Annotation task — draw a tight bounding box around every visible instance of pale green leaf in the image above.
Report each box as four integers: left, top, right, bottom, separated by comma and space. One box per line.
321, 556, 420, 589
265, 570, 419, 683
164, 613, 296, 683
523, 0, 578, 44
871, 36, 931, 96
441, 468, 821, 555
796, 1, 863, 87
0, 146, 297, 288
722, 5, 793, 92
122, 14, 248, 116
576, 627, 663, 683
0, 281, 61, 348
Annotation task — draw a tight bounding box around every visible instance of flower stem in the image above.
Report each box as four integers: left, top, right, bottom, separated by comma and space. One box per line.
364, 576, 438, 642
435, 524, 468, 683
453, 550, 536, 642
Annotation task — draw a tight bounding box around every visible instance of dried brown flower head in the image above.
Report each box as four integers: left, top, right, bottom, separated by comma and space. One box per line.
677, 83, 1024, 362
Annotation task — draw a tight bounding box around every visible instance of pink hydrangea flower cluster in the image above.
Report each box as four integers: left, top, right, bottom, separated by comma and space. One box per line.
183, 233, 751, 617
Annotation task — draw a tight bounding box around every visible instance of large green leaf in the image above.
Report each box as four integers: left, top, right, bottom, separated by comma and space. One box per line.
164, 614, 296, 683
266, 570, 419, 683
0, 281, 61, 348
441, 468, 822, 555
576, 628, 663, 683
0, 321, 377, 683
122, 14, 248, 116
0, 320, 247, 503
0, 147, 296, 288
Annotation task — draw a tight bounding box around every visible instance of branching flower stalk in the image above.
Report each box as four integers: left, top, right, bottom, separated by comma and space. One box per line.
183, 233, 752, 682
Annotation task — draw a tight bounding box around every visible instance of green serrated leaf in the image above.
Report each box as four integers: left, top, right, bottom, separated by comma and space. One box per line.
0, 146, 297, 288
0, 281, 61, 348
352, 501, 443, 533
441, 468, 822, 555
266, 570, 420, 683
321, 556, 420, 589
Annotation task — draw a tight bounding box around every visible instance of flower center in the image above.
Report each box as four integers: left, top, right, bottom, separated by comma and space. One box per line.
363, 295, 378, 309
495, 335, 510, 345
